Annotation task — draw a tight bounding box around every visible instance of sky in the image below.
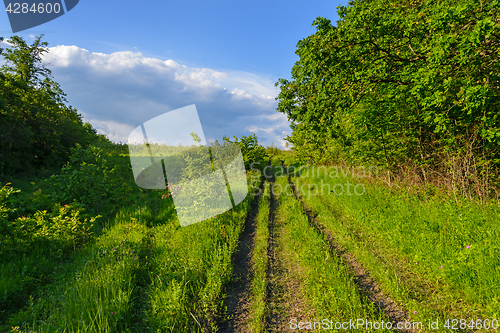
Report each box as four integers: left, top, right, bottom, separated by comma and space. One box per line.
0, 0, 347, 148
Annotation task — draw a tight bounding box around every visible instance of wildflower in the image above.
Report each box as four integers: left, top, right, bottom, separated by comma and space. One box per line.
466, 245, 469, 249
440, 265, 443, 269
414, 311, 417, 314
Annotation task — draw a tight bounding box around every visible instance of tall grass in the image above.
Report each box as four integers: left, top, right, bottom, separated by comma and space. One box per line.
273, 175, 390, 330
293, 165, 500, 320
6, 171, 261, 332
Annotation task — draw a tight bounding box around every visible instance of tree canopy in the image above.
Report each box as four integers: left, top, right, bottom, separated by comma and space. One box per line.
0, 35, 103, 175
276, 0, 500, 198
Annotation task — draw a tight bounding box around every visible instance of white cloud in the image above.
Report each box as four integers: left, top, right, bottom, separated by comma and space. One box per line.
244, 112, 290, 149
80, 112, 135, 144
40, 45, 290, 146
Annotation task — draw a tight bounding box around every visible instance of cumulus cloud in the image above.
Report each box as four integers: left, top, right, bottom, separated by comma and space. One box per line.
244, 112, 290, 149
40, 45, 290, 147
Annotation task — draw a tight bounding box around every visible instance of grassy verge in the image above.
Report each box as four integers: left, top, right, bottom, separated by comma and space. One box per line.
292, 165, 500, 323
0, 153, 150, 329
6, 170, 261, 333
142, 171, 262, 332
6, 194, 170, 332
273, 175, 390, 331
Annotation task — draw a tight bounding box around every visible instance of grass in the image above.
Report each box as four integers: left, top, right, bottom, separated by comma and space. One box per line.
3, 153, 262, 333
0, 154, 149, 330
272, 175, 390, 331
145, 199, 253, 332
291, 164, 500, 323
6, 199, 167, 332
6, 147, 498, 331
248, 181, 271, 333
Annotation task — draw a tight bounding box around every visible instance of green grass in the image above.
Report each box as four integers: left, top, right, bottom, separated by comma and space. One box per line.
0, 154, 149, 329
145, 200, 253, 332
3, 152, 262, 333
6, 198, 168, 332
248, 181, 271, 333
273, 175, 390, 331
292, 165, 500, 323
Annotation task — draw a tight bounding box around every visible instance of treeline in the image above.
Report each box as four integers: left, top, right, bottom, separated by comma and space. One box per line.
0, 35, 107, 175
276, 0, 500, 200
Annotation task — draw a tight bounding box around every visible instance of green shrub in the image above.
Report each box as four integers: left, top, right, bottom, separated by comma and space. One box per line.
48, 144, 120, 211
0, 183, 21, 241
223, 134, 269, 171
0, 184, 97, 253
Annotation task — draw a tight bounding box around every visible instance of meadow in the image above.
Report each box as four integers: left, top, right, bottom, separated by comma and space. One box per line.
1, 143, 499, 333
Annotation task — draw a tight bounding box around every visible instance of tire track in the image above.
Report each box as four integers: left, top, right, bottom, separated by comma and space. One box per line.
266, 168, 316, 332
282, 162, 416, 333
218, 175, 266, 333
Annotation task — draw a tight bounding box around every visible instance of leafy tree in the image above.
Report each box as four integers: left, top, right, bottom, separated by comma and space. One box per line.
1, 35, 53, 87
0, 35, 101, 175
223, 134, 269, 170
190, 131, 202, 144
276, 0, 500, 197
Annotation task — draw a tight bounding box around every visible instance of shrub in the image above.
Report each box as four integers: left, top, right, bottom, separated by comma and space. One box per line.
223, 134, 269, 171
0, 184, 97, 253
48, 144, 119, 211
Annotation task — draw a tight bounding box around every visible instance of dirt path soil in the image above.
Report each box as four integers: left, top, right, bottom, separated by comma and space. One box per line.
218, 180, 264, 333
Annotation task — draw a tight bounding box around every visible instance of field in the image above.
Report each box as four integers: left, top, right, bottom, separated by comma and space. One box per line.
1, 148, 499, 333
1, 0, 499, 331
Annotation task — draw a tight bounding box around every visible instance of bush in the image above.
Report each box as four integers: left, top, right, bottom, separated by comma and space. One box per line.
0, 184, 21, 241
223, 134, 269, 171
48, 144, 120, 212
0, 184, 97, 253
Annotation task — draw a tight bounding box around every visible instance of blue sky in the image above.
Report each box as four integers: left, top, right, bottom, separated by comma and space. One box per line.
1, 0, 347, 148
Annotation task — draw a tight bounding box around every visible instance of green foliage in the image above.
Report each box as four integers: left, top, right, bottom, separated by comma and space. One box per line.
248, 182, 270, 332
223, 134, 269, 171
274, 175, 389, 326
0, 35, 101, 175
276, 0, 500, 197
48, 144, 120, 212
294, 166, 500, 319
4, 173, 263, 333
0, 184, 21, 239
1, 35, 52, 86
0, 183, 97, 253
190, 131, 202, 144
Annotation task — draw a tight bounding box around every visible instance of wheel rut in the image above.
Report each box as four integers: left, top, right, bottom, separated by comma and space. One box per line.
265, 168, 315, 332
282, 162, 416, 333
219, 166, 271, 333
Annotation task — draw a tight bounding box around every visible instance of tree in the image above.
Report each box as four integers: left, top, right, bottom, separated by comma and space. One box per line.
1, 35, 53, 87
275, 0, 500, 197
0, 35, 100, 175
190, 131, 202, 144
